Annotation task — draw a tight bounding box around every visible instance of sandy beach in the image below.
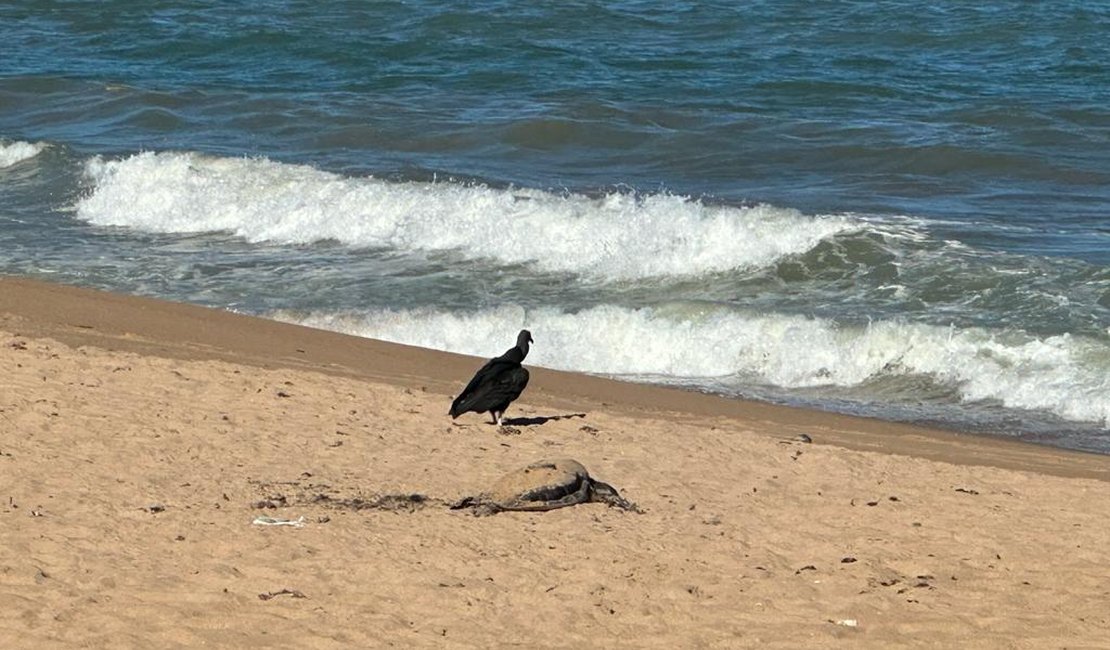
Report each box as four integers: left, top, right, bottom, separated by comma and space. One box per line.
2, 276, 1109, 649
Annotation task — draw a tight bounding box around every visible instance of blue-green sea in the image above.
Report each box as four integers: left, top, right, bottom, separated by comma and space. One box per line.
2, 1, 1108, 451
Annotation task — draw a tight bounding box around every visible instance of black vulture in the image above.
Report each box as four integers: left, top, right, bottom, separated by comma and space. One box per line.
449, 329, 533, 425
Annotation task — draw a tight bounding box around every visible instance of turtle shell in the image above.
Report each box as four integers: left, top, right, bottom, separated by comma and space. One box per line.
450, 458, 639, 515
490, 456, 594, 508
485, 458, 592, 512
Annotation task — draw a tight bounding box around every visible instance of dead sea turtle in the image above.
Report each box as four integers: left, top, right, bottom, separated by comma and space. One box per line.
451, 458, 639, 516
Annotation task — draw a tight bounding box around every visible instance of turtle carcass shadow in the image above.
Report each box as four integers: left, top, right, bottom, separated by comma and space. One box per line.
502, 413, 587, 427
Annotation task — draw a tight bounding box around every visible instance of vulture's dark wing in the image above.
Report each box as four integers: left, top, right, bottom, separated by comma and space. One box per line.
486, 366, 529, 412
449, 359, 529, 417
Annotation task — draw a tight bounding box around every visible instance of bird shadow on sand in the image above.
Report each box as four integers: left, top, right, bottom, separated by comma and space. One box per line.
502, 413, 587, 427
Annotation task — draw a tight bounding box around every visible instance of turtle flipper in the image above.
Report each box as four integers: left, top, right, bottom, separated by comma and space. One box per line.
588, 479, 642, 513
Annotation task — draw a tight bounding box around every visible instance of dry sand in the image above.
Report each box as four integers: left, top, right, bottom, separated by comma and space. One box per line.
1, 276, 1109, 649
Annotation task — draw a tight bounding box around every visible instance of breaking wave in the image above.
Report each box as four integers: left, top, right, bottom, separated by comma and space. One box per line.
274, 304, 1110, 428
0, 140, 47, 169
76, 150, 858, 280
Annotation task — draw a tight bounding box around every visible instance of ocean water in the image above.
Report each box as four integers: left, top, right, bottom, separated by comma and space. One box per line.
1, 1, 1108, 451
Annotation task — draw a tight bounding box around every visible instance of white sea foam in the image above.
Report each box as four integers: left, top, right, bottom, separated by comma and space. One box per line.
0, 140, 47, 168
77, 151, 857, 279
276, 305, 1110, 427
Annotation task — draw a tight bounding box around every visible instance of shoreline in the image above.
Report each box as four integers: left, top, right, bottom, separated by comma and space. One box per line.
3, 275, 1110, 647
2, 275, 1107, 481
